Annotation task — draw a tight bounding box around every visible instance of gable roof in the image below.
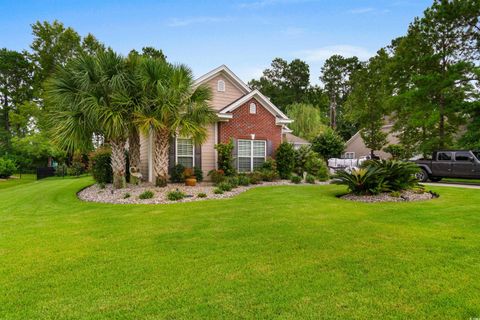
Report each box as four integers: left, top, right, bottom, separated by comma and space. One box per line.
284, 132, 310, 144
193, 65, 251, 94
219, 89, 292, 122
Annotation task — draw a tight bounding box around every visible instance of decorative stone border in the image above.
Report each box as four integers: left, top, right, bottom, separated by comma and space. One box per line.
78, 180, 330, 205
340, 190, 438, 203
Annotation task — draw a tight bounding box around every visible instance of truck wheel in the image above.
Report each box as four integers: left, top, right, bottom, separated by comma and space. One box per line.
429, 177, 442, 182
415, 169, 429, 182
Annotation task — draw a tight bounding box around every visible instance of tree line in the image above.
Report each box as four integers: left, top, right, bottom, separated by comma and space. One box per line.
250, 0, 479, 158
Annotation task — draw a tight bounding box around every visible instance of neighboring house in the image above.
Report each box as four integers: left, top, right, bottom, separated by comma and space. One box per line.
138, 65, 298, 182
343, 124, 399, 159
283, 132, 311, 150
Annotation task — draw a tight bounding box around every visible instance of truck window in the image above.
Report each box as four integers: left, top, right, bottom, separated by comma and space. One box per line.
473, 151, 480, 160
437, 152, 452, 161
455, 152, 471, 161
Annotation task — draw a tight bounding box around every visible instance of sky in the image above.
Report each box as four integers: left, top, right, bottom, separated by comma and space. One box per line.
0, 0, 432, 84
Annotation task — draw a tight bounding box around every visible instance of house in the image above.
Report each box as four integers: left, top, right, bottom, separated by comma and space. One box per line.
283, 132, 311, 150
343, 124, 399, 159
138, 65, 296, 182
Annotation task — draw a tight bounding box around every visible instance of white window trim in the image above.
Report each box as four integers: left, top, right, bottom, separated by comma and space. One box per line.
175, 137, 195, 167
344, 152, 355, 159
237, 139, 266, 172
249, 102, 256, 114
217, 80, 225, 92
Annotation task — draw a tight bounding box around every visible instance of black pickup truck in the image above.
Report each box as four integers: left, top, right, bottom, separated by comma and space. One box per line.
414, 150, 480, 182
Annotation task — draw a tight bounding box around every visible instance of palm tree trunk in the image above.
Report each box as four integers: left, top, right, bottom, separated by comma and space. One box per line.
129, 128, 141, 170
110, 139, 126, 189
153, 128, 170, 187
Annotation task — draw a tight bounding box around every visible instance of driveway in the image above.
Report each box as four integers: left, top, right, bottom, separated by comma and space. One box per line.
423, 182, 480, 189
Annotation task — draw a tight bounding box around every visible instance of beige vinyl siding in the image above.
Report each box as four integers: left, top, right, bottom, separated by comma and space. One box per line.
139, 132, 149, 179
345, 125, 399, 159
205, 74, 244, 110
201, 123, 216, 177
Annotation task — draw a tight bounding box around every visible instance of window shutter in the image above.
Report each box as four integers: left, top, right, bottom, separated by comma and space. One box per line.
168, 136, 176, 172
232, 138, 238, 170
195, 143, 202, 169
266, 140, 274, 158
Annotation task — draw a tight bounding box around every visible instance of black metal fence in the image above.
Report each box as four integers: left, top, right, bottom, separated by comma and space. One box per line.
36, 167, 56, 180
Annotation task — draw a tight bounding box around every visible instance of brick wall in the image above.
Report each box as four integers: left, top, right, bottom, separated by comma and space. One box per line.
218, 98, 282, 154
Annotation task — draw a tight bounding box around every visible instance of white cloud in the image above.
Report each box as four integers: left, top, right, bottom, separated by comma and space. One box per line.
295, 45, 374, 62
167, 16, 233, 27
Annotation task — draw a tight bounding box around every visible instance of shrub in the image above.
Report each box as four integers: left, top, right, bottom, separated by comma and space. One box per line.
305, 155, 329, 181
89, 148, 113, 184
69, 151, 86, 177
123, 193, 131, 199
383, 144, 409, 160
67, 163, 85, 177
275, 142, 296, 179
213, 188, 224, 194
139, 190, 154, 199
311, 128, 345, 160
215, 140, 236, 176
291, 175, 302, 184
170, 164, 185, 182
197, 192, 207, 198
226, 176, 239, 188
362, 160, 420, 192
294, 145, 311, 175
390, 191, 401, 198
0, 158, 16, 178
55, 163, 68, 177
237, 174, 250, 186
217, 182, 233, 192
156, 177, 167, 187
334, 168, 387, 195
194, 167, 203, 182
247, 171, 263, 184
305, 174, 316, 184
261, 170, 279, 182
208, 169, 225, 184
98, 182, 106, 189
260, 158, 279, 181
294, 146, 329, 180
167, 190, 185, 201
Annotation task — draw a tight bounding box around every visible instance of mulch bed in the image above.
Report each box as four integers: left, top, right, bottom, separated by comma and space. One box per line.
78, 180, 330, 204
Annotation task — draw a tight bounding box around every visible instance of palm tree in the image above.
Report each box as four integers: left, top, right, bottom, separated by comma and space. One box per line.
136, 58, 216, 186
46, 50, 133, 189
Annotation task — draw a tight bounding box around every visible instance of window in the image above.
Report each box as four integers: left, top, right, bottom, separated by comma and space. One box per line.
176, 138, 194, 168
344, 152, 355, 159
437, 152, 452, 161
217, 80, 225, 92
455, 152, 472, 162
237, 139, 266, 172
249, 102, 256, 114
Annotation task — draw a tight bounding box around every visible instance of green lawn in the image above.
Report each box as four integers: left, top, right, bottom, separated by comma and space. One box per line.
1, 177, 479, 319
0, 174, 36, 190
443, 178, 480, 185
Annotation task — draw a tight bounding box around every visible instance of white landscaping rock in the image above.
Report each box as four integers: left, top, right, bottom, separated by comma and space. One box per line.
78, 180, 330, 205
